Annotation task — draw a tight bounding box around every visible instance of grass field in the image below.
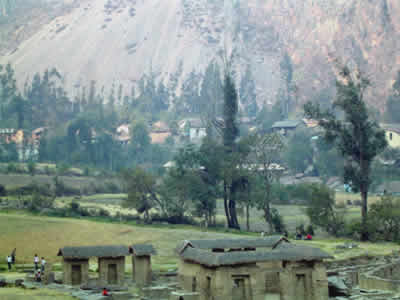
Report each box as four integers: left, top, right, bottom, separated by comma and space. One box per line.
0, 288, 76, 300
0, 212, 244, 268
0, 211, 398, 272
0, 174, 99, 190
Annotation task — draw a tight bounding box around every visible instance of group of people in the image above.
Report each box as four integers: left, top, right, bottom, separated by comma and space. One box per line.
34, 254, 46, 282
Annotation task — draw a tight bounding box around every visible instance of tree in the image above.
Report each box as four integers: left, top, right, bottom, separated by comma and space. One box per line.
280, 52, 294, 118
121, 168, 159, 223
239, 65, 258, 117
385, 71, 400, 123
159, 145, 200, 221
305, 184, 345, 237
369, 194, 400, 241
304, 65, 388, 240
130, 121, 151, 164
248, 133, 284, 232
222, 70, 241, 229
284, 129, 313, 174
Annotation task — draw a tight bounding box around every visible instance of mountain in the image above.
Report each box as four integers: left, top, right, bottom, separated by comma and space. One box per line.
1, 0, 399, 112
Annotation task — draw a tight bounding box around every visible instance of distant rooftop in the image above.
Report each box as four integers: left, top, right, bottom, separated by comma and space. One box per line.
272, 120, 304, 129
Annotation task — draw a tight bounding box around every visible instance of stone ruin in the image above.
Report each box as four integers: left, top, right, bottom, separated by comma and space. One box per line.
4, 240, 400, 300
326, 253, 400, 300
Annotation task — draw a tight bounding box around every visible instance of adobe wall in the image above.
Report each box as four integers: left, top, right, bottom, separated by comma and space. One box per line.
279, 260, 328, 300
98, 257, 125, 286
179, 260, 275, 300
132, 255, 152, 286
215, 264, 266, 300
359, 263, 400, 293
178, 260, 216, 300
62, 259, 89, 286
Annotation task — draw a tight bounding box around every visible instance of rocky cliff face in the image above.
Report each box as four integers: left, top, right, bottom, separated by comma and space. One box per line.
0, 0, 399, 111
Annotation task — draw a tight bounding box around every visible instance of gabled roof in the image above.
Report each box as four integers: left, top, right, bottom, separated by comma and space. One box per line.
272, 120, 304, 129
57, 245, 130, 259
129, 244, 156, 256
179, 244, 333, 267
179, 236, 288, 251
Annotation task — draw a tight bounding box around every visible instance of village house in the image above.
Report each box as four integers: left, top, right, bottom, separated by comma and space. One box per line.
178, 118, 207, 143
129, 244, 156, 285
58, 245, 130, 287
115, 123, 130, 145
380, 124, 400, 148
150, 121, 172, 144
176, 236, 332, 300
271, 120, 305, 136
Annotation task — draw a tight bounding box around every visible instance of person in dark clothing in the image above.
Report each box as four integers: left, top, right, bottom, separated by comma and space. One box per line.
11, 248, 16, 264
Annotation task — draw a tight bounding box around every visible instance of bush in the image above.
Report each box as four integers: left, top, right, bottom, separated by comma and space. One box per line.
0, 184, 6, 196
271, 208, 286, 233
7, 162, 17, 174
28, 192, 55, 212
305, 184, 346, 237
28, 161, 36, 176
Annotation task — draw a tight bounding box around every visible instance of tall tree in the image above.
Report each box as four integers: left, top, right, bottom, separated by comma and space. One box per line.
280, 52, 294, 118
122, 167, 158, 223
239, 65, 258, 117
304, 65, 388, 240
385, 71, 400, 123
222, 70, 241, 229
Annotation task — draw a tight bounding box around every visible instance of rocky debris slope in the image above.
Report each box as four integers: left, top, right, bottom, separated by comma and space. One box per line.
1, 0, 400, 111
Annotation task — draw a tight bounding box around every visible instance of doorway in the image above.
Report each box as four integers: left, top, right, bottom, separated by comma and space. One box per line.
232, 275, 250, 300
295, 274, 307, 300
71, 265, 82, 285
108, 264, 118, 284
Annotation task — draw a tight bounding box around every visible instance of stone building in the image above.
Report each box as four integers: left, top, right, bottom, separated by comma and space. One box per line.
129, 244, 156, 285
58, 245, 130, 286
176, 236, 332, 300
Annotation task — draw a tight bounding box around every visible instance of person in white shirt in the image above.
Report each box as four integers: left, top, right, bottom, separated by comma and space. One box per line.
41, 257, 46, 272
7, 255, 12, 271
34, 254, 39, 270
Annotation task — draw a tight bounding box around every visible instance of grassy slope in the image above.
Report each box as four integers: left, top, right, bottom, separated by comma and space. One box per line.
0, 212, 398, 270
0, 288, 76, 300
0, 212, 243, 269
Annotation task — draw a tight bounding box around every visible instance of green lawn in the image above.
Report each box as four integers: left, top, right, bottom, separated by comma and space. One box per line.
0, 288, 76, 300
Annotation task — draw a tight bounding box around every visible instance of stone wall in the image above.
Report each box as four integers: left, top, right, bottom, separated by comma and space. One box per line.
278, 261, 328, 300
132, 255, 152, 286
98, 257, 125, 286
63, 259, 89, 286
359, 263, 400, 293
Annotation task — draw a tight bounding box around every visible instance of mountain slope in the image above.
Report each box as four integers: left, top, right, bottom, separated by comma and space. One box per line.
1, 0, 400, 111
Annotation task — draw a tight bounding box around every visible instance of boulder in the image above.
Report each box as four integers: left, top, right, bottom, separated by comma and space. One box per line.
15, 279, 24, 287
0, 276, 6, 287
328, 276, 349, 297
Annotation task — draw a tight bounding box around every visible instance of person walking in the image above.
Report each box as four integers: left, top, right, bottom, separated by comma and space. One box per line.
34, 254, 39, 270
41, 257, 46, 272
7, 255, 12, 271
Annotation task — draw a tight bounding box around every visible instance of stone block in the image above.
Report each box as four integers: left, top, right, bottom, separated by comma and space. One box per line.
169, 291, 200, 300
